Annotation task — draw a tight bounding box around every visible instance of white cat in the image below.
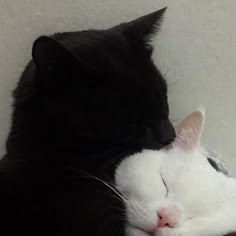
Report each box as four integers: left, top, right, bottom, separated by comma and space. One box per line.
115, 110, 236, 236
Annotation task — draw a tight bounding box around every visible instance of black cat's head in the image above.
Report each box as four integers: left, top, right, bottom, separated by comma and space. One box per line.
32, 8, 175, 150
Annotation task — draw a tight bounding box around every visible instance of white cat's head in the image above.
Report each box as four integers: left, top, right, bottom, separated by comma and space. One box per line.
115, 110, 231, 236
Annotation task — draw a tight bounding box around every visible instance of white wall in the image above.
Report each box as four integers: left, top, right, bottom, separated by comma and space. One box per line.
0, 0, 236, 175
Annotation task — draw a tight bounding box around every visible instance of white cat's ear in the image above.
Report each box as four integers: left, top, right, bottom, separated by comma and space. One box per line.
173, 110, 205, 151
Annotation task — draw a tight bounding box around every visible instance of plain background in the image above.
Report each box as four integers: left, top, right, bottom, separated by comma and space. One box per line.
0, 0, 236, 175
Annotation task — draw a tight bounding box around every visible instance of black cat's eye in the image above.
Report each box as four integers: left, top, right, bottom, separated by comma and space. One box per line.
160, 174, 169, 197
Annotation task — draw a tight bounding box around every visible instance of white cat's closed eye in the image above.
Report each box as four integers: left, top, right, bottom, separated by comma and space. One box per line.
160, 174, 169, 197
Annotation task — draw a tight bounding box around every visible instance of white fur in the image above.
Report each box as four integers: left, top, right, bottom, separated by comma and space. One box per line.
115, 111, 236, 236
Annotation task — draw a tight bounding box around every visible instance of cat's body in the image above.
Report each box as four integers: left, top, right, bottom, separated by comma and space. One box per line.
115, 111, 236, 236
0, 9, 175, 236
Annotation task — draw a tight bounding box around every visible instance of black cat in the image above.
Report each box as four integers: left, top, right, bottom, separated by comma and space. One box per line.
0, 8, 175, 235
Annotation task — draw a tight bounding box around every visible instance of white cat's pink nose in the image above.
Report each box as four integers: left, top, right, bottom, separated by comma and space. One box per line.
157, 208, 179, 228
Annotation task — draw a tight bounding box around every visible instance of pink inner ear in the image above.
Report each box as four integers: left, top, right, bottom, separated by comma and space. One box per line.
172, 111, 205, 151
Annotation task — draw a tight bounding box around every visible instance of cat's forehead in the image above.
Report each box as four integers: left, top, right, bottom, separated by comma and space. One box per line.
55, 30, 134, 62
115, 150, 165, 186
118, 150, 164, 173
116, 148, 212, 185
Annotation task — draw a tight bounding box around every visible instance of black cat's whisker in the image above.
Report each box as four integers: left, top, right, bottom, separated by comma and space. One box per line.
164, 65, 172, 78
104, 214, 125, 221
105, 207, 126, 215
168, 78, 185, 91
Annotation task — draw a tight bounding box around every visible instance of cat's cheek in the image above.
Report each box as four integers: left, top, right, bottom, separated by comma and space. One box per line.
155, 227, 185, 236
155, 227, 177, 236
125, 225, 149, 236
156, 223, 198, 236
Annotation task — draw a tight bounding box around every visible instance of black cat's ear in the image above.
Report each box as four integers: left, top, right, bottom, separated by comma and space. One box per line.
120, 7, 167, 49
32, 36, 79, 74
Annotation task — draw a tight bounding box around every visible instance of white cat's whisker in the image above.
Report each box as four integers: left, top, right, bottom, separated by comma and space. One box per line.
80, 171, 128, 203
128, 200, 150, 221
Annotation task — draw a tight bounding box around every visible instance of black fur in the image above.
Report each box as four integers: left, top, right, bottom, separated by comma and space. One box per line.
0, 8, 175, 235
